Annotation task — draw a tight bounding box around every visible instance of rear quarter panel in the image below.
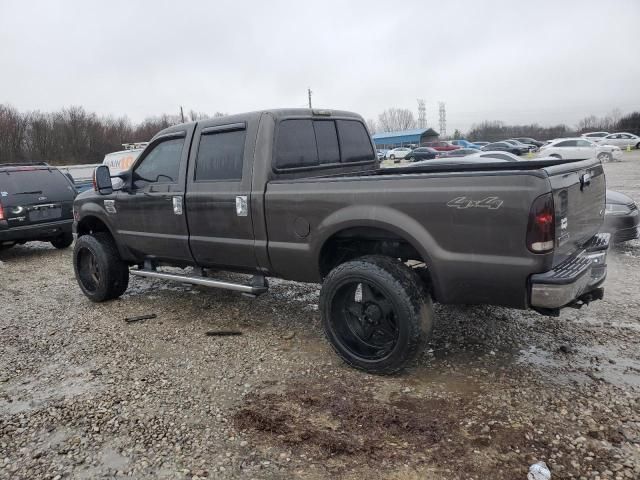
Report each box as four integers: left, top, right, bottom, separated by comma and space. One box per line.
265, 170, 554, 308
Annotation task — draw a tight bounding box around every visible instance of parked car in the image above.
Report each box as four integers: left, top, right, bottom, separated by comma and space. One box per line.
481, 142, 522, 155
74, 108, 608, 374
472, 141, 490, 147
436, 148, 479, 158
405, 147, 438, 161
468, 151, 523, 161
538, 138, 622, 162
512, 137, 544, 148
58, 164, 100, 192
503, 139, 536, 153
422, 141, 460, 151
451, 139, 481, 149
581, 132, 609, 142
385, 147, 412, 160
602, 190, 639, 244
594, 132, 640, 150
0, 163, 76, 251
376, 149, 388, 160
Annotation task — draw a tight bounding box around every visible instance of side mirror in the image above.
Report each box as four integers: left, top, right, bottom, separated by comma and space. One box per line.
93, 165, 113, 195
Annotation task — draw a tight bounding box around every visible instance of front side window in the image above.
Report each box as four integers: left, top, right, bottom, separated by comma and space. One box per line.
195, 129, 246, 181
133, 138, 184, 189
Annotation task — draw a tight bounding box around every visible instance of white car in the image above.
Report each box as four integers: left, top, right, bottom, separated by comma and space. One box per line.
581, 131, 609, 142
385, 147, 412, 160
538, 138, 622, 162
594, 132, 640, 150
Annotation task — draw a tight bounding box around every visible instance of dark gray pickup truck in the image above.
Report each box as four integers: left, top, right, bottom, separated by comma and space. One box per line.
73, 108, 609, 373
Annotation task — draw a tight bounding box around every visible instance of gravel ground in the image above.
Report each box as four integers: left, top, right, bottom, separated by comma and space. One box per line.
1, 152, 639, 479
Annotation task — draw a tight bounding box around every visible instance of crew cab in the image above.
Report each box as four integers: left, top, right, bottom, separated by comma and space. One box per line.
1, 163, 76, 251
73, 109, 609, 374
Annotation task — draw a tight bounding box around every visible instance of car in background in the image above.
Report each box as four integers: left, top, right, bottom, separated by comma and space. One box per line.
436, 148, 479, 158
594, 132, 640, 150
451, 139, 481, 149
376, 149, 388, 160
480, 142, 522, 155
405, 147, 439, 161
385, 147, 412, 160
472, 141, 490, 147
602, 190, 639, 244
467, 151, 523, 161
512, 137, 544, 148
503, 139, 536, 153
0, 163, 76, 251
422, 140, 460, 151
581, 132, 609, 142
57, 164, 100, 192
538, 138, 622, 162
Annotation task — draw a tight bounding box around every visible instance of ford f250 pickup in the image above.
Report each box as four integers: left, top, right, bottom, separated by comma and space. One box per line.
72, 109, 609, 373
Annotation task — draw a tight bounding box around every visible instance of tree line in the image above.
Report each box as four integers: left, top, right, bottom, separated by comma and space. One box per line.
0, 104, 221, 166
2, 104, 639, 166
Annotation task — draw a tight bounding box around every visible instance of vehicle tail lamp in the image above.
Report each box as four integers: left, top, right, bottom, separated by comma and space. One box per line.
0, 201, 4, 221
527, 193, 555, 253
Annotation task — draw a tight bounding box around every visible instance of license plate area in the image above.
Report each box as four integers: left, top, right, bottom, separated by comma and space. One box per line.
28, 205, 62, 221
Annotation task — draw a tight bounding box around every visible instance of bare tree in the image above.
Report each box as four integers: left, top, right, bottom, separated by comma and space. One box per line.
366, 118, 377, 134
377, 108, 417, 132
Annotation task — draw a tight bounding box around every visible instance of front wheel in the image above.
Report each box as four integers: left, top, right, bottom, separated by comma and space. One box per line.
51, 232, 73, 249
635, 142, 640, 150
597, 152, 612, 162
73, 233, 129, 302
320, 255, 433, 374
389, 154, 395, 160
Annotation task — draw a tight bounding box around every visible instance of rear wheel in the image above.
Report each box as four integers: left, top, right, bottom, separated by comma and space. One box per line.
320, 255, 433, 374
73, 233, 129, 302
51, 232, 73, 249
597, 152, 612, 162
407, 156, 415, 162
635, 142, 640, 150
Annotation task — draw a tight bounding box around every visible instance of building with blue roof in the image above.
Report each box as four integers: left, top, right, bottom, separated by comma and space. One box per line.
372, 127, 439, 149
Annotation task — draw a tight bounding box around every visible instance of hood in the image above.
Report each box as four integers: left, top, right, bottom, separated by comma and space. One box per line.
606, 189, 633, 205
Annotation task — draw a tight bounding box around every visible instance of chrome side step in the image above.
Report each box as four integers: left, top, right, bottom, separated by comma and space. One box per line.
130, 269, 268, 295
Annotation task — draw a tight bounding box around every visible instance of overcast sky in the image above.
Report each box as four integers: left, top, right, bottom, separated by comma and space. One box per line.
1, 0, 639, 132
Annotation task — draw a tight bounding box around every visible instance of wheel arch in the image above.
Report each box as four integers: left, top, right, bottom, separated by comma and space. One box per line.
315, 209, 442, 300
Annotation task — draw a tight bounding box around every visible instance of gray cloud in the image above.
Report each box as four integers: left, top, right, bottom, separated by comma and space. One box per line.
1, 0, 639, 132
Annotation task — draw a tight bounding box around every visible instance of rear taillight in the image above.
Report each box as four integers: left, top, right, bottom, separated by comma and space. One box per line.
527, 193, 555, 253
0, 201, 4, 221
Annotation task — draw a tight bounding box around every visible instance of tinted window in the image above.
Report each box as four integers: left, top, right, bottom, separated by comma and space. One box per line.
337, 120, 374, 163
275, 119, 318, 169
555, 140, 576, 147
1, 169, 74, 199
576, 139, 593, 147
133, 138, 183, 189
314, 121, 340, 164
195, 129, 246, 181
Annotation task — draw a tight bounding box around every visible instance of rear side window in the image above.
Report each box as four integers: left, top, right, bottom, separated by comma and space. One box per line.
195, 129, 246, 181
336, 120, 374, 163
556, 140, 576, 147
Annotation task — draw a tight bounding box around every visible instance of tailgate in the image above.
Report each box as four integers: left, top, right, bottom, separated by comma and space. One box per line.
545, 159, 605, 264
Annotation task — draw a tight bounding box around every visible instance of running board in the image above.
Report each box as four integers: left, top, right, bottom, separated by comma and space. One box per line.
129, 269, 268, 295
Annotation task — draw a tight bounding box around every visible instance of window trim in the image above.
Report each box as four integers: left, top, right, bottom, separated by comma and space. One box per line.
272, 116, 376, 173
193, 123, 247, 183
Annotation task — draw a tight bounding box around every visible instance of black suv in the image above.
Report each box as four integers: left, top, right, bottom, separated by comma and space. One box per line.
0, 163, 76, 251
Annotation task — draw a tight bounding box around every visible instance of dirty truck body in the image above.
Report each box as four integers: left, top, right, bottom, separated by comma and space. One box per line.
73, 109, 609, 373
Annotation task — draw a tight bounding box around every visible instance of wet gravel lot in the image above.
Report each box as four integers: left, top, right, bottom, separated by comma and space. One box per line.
1, 152, 639, 479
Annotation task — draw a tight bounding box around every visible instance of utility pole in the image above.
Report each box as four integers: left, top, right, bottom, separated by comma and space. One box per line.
180, 106, 185, 123
307, 88, 313, 109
